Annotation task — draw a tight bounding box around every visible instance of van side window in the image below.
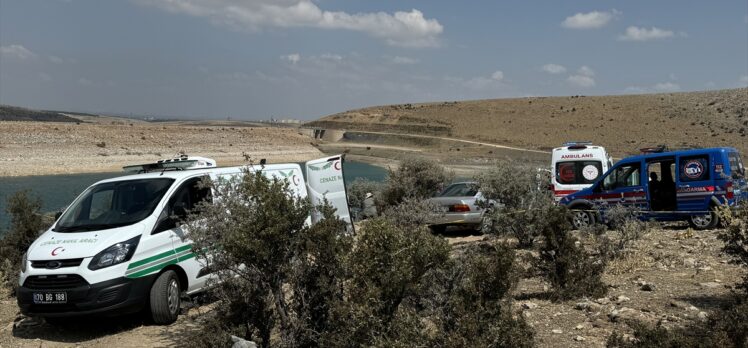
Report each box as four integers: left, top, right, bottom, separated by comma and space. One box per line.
602, 163, 641, 190
155, 177, 212, 233
728, 152, 745, 179
679, 156, 709, 182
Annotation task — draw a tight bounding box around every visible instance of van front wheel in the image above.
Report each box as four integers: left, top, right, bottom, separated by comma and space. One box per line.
150, 270, 181, 325
688, 209, 719, 230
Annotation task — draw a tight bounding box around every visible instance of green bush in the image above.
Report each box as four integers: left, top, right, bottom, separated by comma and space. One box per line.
603, 204, 651, 259
186, 170, 349, 347
536, 205, 608, 301
719, 204, 748, 292
476, 162, 555, 247
0, 191, 49, 294
380, 157, 453, 208
323, 217, 450, 346
433, 242, 534, 348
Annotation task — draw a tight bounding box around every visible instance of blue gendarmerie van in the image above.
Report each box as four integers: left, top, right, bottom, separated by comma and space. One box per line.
560, 147, 748, 230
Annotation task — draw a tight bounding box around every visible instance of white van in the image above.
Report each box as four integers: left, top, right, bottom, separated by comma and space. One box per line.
551, 142, 613, 202
17, 155, 351, 324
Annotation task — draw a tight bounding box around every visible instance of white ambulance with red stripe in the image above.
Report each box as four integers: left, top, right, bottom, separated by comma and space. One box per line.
551, 142, 613, 201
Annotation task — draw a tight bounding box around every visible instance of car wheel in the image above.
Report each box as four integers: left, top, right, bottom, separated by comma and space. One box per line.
150, 270, 181, 325
688, 209, 719, 230
570, 209, 595, 230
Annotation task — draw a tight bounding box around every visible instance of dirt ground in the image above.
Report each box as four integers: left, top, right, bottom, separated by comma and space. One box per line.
0, 225, 742, 347
0, 116, 322, 177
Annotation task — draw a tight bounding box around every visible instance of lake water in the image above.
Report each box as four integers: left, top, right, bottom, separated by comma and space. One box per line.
0, 160, 388, 229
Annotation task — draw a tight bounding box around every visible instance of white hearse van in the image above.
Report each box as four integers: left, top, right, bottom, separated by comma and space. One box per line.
17, 154, 351, 324
551, 142, 613, 202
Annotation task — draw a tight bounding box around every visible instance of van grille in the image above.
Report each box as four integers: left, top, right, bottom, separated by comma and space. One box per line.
23, 275, 88, 289
30, 259, 83, 269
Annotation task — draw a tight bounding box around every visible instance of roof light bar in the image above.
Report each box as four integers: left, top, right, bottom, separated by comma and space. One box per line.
123, 155, 216, 173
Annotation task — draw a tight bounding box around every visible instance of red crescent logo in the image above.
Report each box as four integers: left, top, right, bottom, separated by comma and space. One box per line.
292, 174, 301, 186
51, 247, 64, 256
334, 161, 341, 171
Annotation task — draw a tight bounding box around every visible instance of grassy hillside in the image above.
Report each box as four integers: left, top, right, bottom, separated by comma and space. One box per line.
308, 88, 748, 158
0, 105, 83, 122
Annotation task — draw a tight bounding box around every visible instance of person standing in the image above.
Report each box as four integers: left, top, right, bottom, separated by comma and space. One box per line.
362, 192, 377, 219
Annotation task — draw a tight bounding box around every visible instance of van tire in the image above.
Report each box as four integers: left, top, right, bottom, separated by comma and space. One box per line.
149, 270, 180, 325
688, 209, 719, 230
570, 208, 595, 230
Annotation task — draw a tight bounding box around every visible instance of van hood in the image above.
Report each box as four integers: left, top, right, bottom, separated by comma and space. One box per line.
27, 224, 145, 260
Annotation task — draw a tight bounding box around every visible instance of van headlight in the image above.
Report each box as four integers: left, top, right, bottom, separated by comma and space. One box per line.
88, 236, 141, 271
21, 252, 27, 273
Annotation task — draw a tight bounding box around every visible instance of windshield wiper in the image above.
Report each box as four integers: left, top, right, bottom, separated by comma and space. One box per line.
54, 223, 129, 233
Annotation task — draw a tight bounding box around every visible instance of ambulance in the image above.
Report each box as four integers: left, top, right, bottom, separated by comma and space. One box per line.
17, 154, 351, 324
551, 142, 613, 201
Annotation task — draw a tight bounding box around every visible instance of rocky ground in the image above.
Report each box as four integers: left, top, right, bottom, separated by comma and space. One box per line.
0, 224, 742, 347
0, 116, 322, 177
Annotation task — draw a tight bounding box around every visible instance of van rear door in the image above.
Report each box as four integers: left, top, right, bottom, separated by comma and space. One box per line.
305, 155, 353, 231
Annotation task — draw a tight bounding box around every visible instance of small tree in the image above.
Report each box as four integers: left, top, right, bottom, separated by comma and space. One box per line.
0, 191, 48, 293
186, 170, 350, 347
601, 204, 652, 259
380, 157, 453, 208
323, 217, 451, 346
536, 205, 608, 301
477, 162, 555, 247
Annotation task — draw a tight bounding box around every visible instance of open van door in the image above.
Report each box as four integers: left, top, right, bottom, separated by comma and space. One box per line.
305, 154, 354, 232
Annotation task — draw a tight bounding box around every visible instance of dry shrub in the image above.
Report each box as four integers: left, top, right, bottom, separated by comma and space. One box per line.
380, 157, 453, 208
536, 205, 608, 301
0, 191, 49, 294
476, 161, 555, 248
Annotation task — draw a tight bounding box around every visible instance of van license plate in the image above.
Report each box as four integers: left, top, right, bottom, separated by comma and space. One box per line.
32, 292, 67, 304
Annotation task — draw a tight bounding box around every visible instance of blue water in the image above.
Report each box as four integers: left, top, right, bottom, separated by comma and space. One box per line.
0, 160, 387, 229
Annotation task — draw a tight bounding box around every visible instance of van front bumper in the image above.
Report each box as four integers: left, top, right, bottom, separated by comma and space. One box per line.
17, 274, 156, 318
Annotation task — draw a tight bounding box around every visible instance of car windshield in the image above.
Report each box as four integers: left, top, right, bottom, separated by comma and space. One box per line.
728, 152, 745, 179
54, 178, 174, 233
439, 183, 478, 197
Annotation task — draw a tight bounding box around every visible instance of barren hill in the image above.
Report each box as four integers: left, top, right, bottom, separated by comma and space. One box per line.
308, 88, 748, 158
0, 105, 83, 123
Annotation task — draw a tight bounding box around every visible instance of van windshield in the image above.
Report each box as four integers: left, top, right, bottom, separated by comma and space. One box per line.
556, 161, 603, 185
54, 178, 174, 233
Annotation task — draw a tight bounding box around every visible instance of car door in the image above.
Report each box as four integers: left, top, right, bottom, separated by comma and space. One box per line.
597, 160, 648, 211
676, 154, 712, 213
305, 155, 353, 232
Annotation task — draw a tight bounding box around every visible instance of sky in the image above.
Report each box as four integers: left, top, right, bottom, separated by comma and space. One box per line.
1, 0, 747, 120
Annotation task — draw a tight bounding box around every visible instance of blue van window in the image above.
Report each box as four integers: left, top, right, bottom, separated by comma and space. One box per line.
679, 155, 709, 182
728, 152, 745, 179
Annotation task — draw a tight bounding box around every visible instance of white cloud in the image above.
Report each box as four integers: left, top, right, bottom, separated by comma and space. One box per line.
653, 82, 680, 92
561, 10, 618, 29
281, 53, 301, 64
567, 75, 595, 88
319, 53, 343, 61
541, 63, 566, 74
139, 0, 443, 47
0, 44, 37, 60
389, 56, 418, 65
624, 82, 681, 94
577, 65, 594, 77
618, 26, 675, 41
491, 70, 504, 81
48, 55, 64, 64
739, 75, 748, 87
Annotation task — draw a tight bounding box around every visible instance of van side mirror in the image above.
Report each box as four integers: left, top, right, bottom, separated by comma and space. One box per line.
54, 211, 62, 221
